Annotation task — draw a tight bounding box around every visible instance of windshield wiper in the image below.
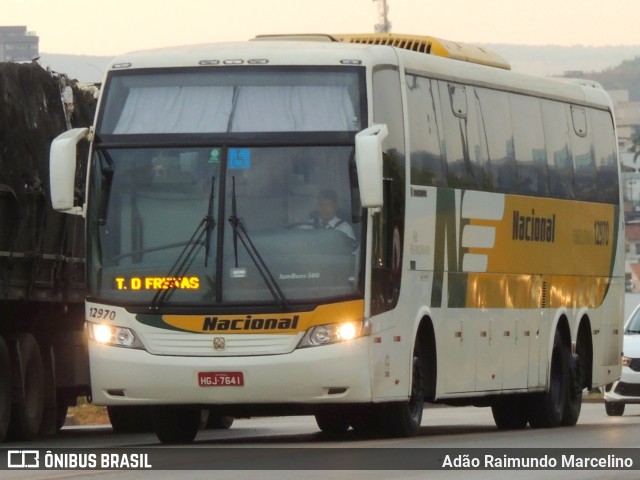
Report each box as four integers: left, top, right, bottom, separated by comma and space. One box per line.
150, 177, 216, 310
204, 175, 216, 267
228, 176, 289, 310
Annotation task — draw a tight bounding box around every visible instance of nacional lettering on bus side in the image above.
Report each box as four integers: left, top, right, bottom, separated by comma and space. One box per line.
512, 209, 556, 243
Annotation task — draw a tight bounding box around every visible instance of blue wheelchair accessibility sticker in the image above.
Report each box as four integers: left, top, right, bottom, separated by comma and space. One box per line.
228, 148, 251, 170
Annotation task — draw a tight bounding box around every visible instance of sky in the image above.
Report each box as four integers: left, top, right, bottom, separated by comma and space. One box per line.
4, 0, 640, 57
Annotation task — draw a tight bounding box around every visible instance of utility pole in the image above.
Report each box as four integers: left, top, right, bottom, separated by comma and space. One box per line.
373, 0, 392, 33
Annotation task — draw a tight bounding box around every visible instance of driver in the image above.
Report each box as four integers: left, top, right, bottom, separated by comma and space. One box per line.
314, 188, 355, 241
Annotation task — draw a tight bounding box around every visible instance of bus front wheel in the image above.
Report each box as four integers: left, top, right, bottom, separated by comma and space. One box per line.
491, 394, 528, 429
315, 408, 351, 436
376, 338, 426, 437
151, 405, 201, 444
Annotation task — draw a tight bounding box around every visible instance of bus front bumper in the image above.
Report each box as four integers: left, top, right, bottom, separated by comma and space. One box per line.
89, 338, 372, 406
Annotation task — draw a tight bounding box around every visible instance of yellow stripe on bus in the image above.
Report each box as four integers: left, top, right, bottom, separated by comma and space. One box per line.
159, 299, 365, 334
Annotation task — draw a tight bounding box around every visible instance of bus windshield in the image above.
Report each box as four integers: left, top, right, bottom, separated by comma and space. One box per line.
88, 67, 366, 307
88, 145, 362, 306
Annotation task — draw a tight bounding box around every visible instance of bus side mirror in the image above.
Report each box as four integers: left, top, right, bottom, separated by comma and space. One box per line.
355, 124, 388, 208
49, 127, 90, 215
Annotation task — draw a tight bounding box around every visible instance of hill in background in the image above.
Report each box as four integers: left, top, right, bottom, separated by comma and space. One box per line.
38, 44, 640, 87
582, 56, 640, 100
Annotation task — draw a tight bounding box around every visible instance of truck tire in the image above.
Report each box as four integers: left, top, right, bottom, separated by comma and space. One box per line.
0, 337, 11, 442
55, 401, 69, 432
151, 406, 201, 444
8, 333, 45, 440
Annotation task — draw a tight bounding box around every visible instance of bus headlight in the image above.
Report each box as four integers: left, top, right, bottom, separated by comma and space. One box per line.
87, 322, 143, 349
298, 319, 370, 348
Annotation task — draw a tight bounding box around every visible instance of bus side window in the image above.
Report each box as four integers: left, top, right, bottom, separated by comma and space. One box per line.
510, 95, 549, 196
474, 88, 516, 194
465, 86, 492, 192
590, 109, 619, 204
570, 106, 597, 202
541, 100, 575, 199
406, 75, 446, 187
439, 81, 478, 189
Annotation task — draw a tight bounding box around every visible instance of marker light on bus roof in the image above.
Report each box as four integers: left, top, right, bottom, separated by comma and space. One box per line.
248, 59, 269, 65
340, 59, 362, 65
112, 63, 132, 69
199, 60, 220, 66
223, 59, 244, 65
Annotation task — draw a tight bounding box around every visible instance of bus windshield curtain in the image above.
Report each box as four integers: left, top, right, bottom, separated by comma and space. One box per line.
113, 85, 357, 133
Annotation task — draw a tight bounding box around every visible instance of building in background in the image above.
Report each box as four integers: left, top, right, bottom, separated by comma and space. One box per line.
0, 26, 39, 62
608, 90, 640, 291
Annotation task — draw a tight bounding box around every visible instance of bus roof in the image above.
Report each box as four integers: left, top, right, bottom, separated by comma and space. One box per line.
106, 34, 613, 111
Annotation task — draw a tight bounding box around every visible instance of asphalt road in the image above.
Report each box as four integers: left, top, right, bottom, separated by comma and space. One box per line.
1, 402, 639, 480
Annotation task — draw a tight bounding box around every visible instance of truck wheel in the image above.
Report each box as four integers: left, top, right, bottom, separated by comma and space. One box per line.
527, 330, 567, 428
152, 406, 201, 444
0, 337, 11, 442
55, 401, 69, 432
8, 333, 44, 440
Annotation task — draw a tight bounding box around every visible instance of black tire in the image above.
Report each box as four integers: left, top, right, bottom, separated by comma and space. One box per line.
206, 412, 234, 430
560, 353, 582, 426
55, 402, 69, 432
605, 401, 625, 416
0, 337, 11, 442
375, 337, 426, 437
315, 408, 351, 436
107, 405, 154, 433
7, 333, 44, 441
491, 395, 528, 430
152, 405, 201, 444
527, 330, 567, 428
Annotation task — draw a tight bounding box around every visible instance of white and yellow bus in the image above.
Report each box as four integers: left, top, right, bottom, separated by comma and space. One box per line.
50, 33, 624, 443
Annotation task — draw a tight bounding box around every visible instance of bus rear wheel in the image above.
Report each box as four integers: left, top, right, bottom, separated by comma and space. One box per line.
560, 353, 582, 426
527, 330, 567, 428
151, 405, 201, 444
